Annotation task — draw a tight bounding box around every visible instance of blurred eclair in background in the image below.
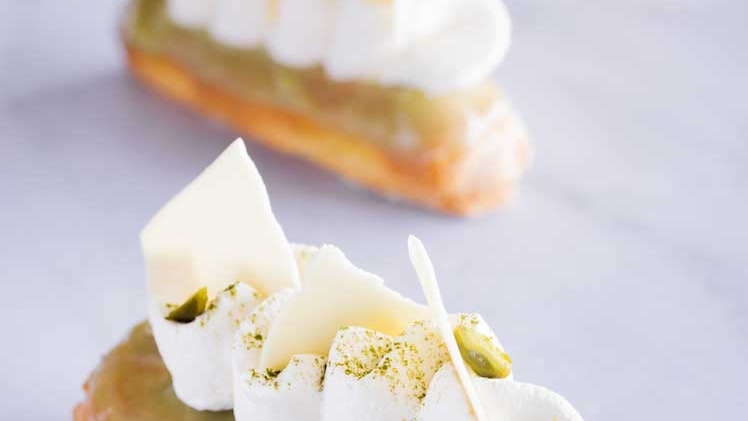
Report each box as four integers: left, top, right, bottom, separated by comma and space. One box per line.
121, 0, 530, 215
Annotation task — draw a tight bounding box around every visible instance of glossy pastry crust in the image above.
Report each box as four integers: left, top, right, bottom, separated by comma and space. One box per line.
121, 3, 530, 215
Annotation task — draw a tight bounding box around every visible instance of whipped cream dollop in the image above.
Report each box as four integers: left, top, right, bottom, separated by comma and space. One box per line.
166, 0, 512, 95
319, 314, 503, 421
148, 282, 263, 410
420, 365, 583, 421
233, 289, 325, 421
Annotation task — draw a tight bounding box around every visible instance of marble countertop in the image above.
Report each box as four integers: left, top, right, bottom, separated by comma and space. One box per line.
2, 1, 746, 419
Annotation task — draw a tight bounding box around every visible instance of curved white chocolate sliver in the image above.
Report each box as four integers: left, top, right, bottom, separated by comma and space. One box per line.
408, 235, 488, 421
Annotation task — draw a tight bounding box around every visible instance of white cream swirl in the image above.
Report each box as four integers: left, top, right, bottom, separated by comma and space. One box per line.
165, 0, 512, 95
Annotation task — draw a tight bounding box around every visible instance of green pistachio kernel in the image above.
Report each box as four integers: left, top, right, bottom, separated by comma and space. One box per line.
454, 325, 512, 379
165, 286, 208, 323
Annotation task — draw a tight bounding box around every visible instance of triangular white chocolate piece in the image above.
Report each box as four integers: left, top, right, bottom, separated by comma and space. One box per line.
141, 138, 299, 304
260, 245, 428, 370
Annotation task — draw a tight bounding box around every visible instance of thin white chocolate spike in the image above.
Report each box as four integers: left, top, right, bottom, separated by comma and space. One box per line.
408, 236, 488, 421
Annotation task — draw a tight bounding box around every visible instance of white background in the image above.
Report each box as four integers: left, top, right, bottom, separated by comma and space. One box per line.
1, 0, 746, 419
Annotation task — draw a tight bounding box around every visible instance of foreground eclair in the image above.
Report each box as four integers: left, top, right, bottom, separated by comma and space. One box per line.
75, 139, 580, 421
121, 0, 531, 215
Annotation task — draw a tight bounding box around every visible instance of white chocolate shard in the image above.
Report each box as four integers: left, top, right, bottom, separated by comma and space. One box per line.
141, 138, 299, 305
408, 235, 488, 421
260, 245, 428, 370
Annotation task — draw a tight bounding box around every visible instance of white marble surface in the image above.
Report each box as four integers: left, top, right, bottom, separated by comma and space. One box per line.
1, 1, 747, 420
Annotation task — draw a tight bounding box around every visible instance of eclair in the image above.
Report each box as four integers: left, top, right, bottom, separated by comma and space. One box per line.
121, 0, 530, 215
75, 139, 580, 421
